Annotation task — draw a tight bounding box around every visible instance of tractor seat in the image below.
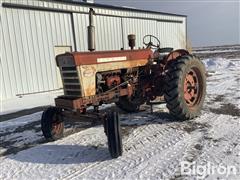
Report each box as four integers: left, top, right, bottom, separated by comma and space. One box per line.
158, 47, 173, 53
155, 48, 173, 64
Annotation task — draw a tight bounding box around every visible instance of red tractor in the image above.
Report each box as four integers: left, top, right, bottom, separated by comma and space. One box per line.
41, 9, 206, 158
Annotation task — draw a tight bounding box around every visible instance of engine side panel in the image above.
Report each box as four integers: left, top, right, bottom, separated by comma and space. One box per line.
56, 49, 153, 97
80, 59, 149, 97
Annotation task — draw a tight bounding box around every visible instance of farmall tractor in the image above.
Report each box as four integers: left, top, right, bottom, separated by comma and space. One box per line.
41, 9, 206, 158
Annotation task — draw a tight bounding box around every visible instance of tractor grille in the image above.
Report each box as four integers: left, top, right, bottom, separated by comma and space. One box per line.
61, 66, 82, 97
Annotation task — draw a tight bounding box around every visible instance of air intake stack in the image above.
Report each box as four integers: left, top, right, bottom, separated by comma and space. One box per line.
128, 34, 136, 50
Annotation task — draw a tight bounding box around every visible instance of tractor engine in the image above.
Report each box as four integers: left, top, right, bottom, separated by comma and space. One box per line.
96, 71, 121, 93
55, 49, 152, 107
96, 68, 139, 93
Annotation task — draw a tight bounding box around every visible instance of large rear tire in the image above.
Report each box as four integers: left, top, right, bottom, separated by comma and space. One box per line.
106, 111, 123, 158
41, 107, 64, 141
164, 55, 206, 120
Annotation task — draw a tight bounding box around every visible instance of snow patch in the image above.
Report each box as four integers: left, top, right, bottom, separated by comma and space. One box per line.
0, 113, 239, 180
0, 112, 42, 130
202, 58, 239, 72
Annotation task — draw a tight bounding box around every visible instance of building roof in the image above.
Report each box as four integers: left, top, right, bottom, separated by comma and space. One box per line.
51, 0, 187, 17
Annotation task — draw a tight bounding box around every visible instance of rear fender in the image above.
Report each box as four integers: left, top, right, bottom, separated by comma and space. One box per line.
163, 49, 189, 68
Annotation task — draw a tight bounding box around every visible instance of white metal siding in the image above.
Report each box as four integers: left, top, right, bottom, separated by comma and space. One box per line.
1, 8, 74, 99
1, 0, 186, 22
157, 20, 186, 49
0, 1, 6, 101
74, 14, 123, 51
73, 13, 88, 51
95, 15, 123, 51
0, 0, 187, 101
122, 18, 157, 49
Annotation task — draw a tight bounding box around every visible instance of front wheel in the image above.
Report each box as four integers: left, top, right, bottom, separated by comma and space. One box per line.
164, 55, 206, 120
105, 111, 123, 158
41, 107, 64, 141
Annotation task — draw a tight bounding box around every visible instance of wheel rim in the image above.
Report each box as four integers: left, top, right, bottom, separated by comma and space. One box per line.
184, 67, 203, 107
52, 114, 63, 136
52, 122, 63, 135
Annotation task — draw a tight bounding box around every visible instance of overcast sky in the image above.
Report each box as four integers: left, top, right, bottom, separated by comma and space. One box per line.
95, 0, 240, 47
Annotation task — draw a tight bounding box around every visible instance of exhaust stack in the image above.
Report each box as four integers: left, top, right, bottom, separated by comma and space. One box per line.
88, 8, 95, 51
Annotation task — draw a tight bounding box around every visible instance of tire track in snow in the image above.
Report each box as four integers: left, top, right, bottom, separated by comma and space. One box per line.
177, 113, 240, 179
1, 113, 239, 179
195, 116, 240, 178
62, 122, 190, 180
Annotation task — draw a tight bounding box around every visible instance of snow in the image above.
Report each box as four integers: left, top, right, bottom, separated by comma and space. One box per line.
202, 58, 240, 72
0, 54, 240, 179
202, 58, 240, 108
0, 112, 42, 130
194, 49, 239, 54
0, 113, 239, 179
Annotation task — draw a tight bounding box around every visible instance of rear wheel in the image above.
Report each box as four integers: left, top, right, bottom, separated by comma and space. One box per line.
164, 55, 206, 120
105, 111, 123, 158
41, 107, 64, 141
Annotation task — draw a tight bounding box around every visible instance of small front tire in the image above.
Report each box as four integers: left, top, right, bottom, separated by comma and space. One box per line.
41, 107, 64, 141
106, 111, 123, 158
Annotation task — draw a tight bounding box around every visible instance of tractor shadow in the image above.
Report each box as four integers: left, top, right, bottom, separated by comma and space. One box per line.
120, 108, 180, 127
7, 109, 179, 165
8, 144, 111, 164
8, 112, 178, 165
5, 105, 180, 165
119, 106, 186, 137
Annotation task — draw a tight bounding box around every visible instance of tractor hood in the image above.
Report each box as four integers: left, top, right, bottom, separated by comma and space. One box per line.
56, 49, 153, 67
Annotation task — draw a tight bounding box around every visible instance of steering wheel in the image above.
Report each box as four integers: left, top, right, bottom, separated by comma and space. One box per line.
143, 35, 160, 49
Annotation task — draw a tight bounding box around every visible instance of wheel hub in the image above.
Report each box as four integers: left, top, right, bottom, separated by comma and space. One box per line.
52, 114, 63, 136
184, 68, 202, 107
52, 122, 64, 135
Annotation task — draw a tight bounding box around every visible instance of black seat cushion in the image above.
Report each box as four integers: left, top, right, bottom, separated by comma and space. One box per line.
158, 47, 173, 53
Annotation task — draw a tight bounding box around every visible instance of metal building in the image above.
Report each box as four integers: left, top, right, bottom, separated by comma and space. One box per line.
0, 0, 187, 110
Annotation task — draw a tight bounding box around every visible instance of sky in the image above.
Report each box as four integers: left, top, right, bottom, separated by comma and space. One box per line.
95, 0, 240, 47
